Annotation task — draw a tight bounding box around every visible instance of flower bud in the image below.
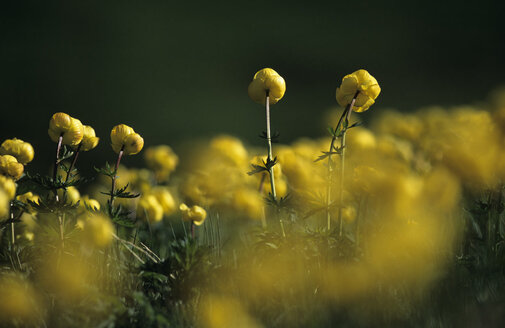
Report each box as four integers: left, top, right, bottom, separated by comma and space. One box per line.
179, 203, 207, 226
137, 194, 164, 223
0, 176, 16, 199
0, 138, 34, 164
57, 186, 80, 204
336, 69, 381, 112
82, 214, 114, 248
0, 155, 24, 180
144, 145, 179, 181
79, 125, 99, 151
48, 113, 84, 146
248, 68, 286, 105
110, 124, 144, 155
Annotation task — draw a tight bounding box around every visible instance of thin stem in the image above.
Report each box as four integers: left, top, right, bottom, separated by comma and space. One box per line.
110, 147, 124, 208
338, 95, 358, 236
10, 202, 15, 246
64, 143, 81, 184
326, 91, 359, 232
53, 134, 63, 201
265, 91, 277, 201
191, 221, 195, 239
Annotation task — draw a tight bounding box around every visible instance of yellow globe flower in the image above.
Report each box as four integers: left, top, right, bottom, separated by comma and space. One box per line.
82, 214, 114, 248
0, 138, 34, 164
0, 276, 40, 321
79, 125, 99, 151
57, 186, 80, 204
151, 187, 177, 216
137, 194, 164, 223
0, 176, 16, 199
210, 135, 248, 167
79, 195, 101, 211
48, 112, 84, 146
110, 124, 144, 155
0, 155, 24, 180
336, 69, 381, 112
232, 188, 264, 220
0, 189, 9, 220
144, 145, 179, 181
248, 68, 286, 105
180, 203, 207, 226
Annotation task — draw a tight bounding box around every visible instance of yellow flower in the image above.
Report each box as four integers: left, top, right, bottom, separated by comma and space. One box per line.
151, 187, 177, 216
341, 205, 357, 223
79, 195, 101, 211
180, 203, 207, 226
232, 188, 264, 220
336, 69, 380, 112
79, 125, 99, 151
57, 186, 80, 204
0, 138, 34, 164
248, 68, 286, 105
110, 124, 144, 155
144, 145, 179, 181
0, 176, 16, 199
0, 155, 24, 180
210, 135, 248, 167
137, 194, 164, 223
16, 192, 39, 214
48, 112, 84, 146
0, 276, 40, 322
0, 189, 9, 220
82, 214, 114, 248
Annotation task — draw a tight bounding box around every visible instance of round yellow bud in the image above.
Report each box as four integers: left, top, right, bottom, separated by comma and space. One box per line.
248, 68, 286, 105
79, 125, 99, 151
0, 138, 34, 164
82, 214, 114, 248
0, 176, 16, 199
137, 194, 164, 223
110, 124, 144, 155
179, 203, 207, 226
48, 112, 84, 146
151, 187, 177, 216
336, 69, 381, 112
144, 145, 179, 180
0, 155, 24, 180
57, 186, 80, 204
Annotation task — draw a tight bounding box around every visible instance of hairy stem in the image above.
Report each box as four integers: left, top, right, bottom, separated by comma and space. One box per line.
265, 91, 277, 201
110, 147, 124, 208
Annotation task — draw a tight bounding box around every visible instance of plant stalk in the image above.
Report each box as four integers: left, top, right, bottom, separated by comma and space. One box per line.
265, 91, 277, 201
110, 147, 124, 208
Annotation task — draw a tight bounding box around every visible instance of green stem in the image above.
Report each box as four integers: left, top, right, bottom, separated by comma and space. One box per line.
265, 91, 277, 201
10, 202, 15, 246
53, 134, 63, 201
110, 147, 124, 208
338, 106, 354, 237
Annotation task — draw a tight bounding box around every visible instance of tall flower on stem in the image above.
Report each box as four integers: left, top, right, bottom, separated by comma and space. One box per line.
248, 68, 286, 201
326, 69, 380, 234
109, 124, 144, 207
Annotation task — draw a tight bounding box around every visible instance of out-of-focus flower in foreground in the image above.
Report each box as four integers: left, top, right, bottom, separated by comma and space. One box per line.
110, 124, 144, 155
48, 112, 84, 146
144, 145, 179, 181
336, 69, 380, 112
0, 138, 34, 164
248, 68, 286, 105
137, 194, 164, 223
82, 214, 114, 248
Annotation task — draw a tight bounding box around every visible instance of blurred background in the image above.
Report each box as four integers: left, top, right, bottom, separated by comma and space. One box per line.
1, 0, 504, 172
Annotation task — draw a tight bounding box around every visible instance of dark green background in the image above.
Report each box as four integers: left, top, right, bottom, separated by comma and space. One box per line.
1, 0, 504, 171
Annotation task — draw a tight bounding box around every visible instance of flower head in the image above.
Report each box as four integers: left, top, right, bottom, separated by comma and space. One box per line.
79, 125, 99, 151
336, 69, 380, 112
82, 214, 114, 248
179, 203, 207, 226
144, 145, 179, 181
48, 112, 84, 146
0, 176, 16, 199
248, 68, 286, 105
110, 124, 144, 155
0, 155, 24, 180
0, 138, 34, 164
137, 194, 164, 223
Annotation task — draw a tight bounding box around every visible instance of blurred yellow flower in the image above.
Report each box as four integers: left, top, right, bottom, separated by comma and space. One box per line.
137, 194, 164, 223
248, 68, 286, 105
210, 135, 248, 167
79, 125, 99, 151
111, 124, 144, 155
341, 205, 357, 223
82, 214, 114, 248
232, 188, 264, 220
0, 155, 24, 180
58, 186, 80, 204
48, 112, 84, 146
180, 203, 207, 226
79, 195, 101, 211
336, 69, 380, 112
16, 192, 39, 214
0, 138, 34, 164
151, 187, 177, 216
0, 275, 41, 322
0, 189, 9, 220
0, 175, 16, 199
144, 145, 179, 181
